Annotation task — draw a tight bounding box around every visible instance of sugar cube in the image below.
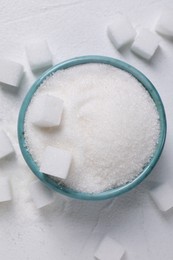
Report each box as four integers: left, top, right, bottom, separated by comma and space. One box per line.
40, 146, 72, 179
0, 130, 14, 159
94, 236, 125, 260
29, 180, 54, 209
0, 59, 23, 88
131, 29, 159, 60
0, 177, 12, 202
31, 94, 64, 128
107, 14, 136, 50
149, 183, 173, 212
155, 8, 173, 38
25, 40, 52, 71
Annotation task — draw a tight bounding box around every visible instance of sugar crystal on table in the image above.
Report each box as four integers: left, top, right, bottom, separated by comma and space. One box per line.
0, 59, 23, 88
94, 236, 125, 260
0, 130, 14, 159
155, 8, 173, 38
25, 40, 52, 71
0, 177, 12, 202
149, 182, 173, 212
131, 29, 159, 60
107, 14, 136, 50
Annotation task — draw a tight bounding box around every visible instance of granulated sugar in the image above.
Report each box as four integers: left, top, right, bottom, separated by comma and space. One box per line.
24, 64, 160, 193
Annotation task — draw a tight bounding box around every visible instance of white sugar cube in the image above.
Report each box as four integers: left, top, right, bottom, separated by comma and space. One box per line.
94, 236, 125, 260
0, 177, 12, 202
155, 8, 173, 38
25, 40, 52, 71
0, 130, 14, 159
31, 94, 64, 128
107, 14, 136, 50
0, 59, 23, 88
131, 29, 159, 60
149, 183, 173, 212
29, 180, 54, 209
40, 146, 72, 179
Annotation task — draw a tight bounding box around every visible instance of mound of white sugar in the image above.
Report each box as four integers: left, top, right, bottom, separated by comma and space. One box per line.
24, 64, 160, 193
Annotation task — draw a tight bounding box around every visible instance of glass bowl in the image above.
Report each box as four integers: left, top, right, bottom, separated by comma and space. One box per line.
18, 55, 167, 200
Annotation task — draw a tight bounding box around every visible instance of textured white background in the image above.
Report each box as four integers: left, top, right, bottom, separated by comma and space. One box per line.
0, 0, 173, 259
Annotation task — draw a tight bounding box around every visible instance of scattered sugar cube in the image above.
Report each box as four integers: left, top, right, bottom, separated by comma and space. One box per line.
29, 180, 54, 209
94, 236, 125, 260
25, 40, 52, 71
0, 59, 23, 88
0, 177, 12, 202
31, 94, 64, 128
0, 130, 14, 159
131, 29, 159, 60
149, 183, 173, 212
40, 146, 72, 179
155, 8, 173, 38
107, 14, 136, 50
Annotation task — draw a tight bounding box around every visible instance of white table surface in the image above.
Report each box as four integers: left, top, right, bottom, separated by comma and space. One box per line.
0, 0, 173, 259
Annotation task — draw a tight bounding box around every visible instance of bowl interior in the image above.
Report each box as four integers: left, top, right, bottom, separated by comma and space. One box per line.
18, 56, 167, 200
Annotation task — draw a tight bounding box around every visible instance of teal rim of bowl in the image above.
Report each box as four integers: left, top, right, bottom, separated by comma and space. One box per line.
18, 55, 167, 201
